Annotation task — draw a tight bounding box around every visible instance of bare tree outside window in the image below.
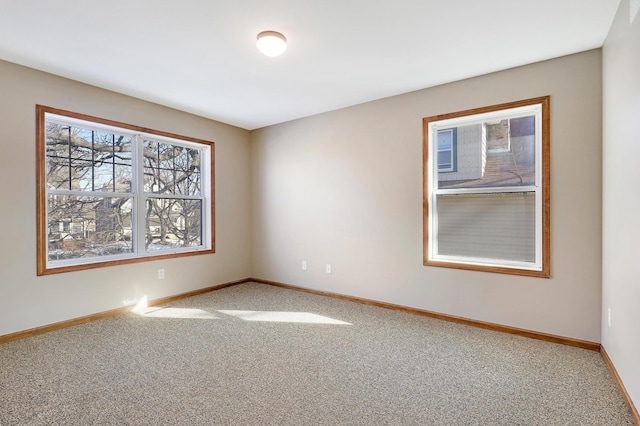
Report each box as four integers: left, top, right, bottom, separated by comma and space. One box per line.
143, 139, 203, 250
45, 123, 134, 260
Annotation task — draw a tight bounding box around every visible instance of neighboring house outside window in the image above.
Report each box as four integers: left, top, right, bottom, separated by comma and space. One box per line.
36, 105, 215, 275
437, 128, 456, 172
423, 96, 550, 277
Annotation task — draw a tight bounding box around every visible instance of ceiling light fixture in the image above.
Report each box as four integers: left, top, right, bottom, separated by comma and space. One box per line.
256, 31, 287, 57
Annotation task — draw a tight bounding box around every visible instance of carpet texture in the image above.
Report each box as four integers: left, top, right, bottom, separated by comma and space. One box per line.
0, 282, 634, 425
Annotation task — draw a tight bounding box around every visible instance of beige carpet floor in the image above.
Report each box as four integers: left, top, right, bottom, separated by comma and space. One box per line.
0, 282, 634, 425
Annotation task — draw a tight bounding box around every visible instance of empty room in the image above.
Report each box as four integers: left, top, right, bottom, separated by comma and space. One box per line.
0, 1, 638, 424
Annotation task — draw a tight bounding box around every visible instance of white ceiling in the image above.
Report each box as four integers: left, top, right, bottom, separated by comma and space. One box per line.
0, 0, 621, 130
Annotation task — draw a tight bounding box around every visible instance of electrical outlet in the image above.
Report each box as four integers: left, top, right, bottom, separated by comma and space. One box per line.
607, 308, 611, 327
326, 264, 331, 274
302, 261, 307, 271
158, 269, 165, 279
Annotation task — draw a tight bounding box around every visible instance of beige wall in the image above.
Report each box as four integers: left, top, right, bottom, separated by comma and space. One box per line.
602, 0, 640, 410
0, 59, 252, 336
251, 50, 603, 342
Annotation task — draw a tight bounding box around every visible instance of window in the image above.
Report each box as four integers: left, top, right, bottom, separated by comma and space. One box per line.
36, 105, 215, 275
423, 97, 549, 277
437, 128, 456, 172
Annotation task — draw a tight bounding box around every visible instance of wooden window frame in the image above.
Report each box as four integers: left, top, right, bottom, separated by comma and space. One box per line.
422, 96, 550, 278
36, 105, 215, 276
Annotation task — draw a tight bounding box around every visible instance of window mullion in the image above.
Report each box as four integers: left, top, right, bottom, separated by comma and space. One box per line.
134, 134, 146, 256
47, 189, 131, 198
91, 130, 95, 192
145, 194, 203, 201
202, 145, 211, 247
66, 126, 72, 190
535, 110, 544, 267
434, 186, 538, 196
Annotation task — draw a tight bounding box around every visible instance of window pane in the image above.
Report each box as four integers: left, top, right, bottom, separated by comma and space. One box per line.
174, 168, 201, 196
69, 139, 93, 191
47, 195, 133, 261
46, 156, 70, 190
437, 151, 452, 169
45, 124, 133, 193
437, 130, 453, 150
159, 168, 175, 193
93, 161, 113, 191
185, 148, 201, 195
143, 140, 159, 166
438, 116, 535, 189
159, 143, 175, 170
46, 124, 72, 190
486, 119, 510, 152
114, 163, 132, 193
436, 192, 535, 262
113, 135, 132, 162
143, 140, 201, 196
145, 198, 202, 251
113, 134, 132, 192
143, 166, 158, 193
73, 129, 95, 190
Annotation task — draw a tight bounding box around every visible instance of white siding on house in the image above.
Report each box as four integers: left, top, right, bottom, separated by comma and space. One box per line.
438, 124, 486, 182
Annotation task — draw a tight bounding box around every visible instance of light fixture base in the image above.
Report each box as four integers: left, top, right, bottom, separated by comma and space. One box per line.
257, 31, 287, 57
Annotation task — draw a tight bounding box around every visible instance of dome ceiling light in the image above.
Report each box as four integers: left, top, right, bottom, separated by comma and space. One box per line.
256, 31, 287, 57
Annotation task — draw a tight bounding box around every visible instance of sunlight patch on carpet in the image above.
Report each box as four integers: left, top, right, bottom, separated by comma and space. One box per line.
135, 307, 220, 319
218, 310, 351, 324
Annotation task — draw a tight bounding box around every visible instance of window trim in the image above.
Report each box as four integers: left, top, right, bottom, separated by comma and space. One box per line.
36, 105, 215, 276
422, 96, 550, 278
